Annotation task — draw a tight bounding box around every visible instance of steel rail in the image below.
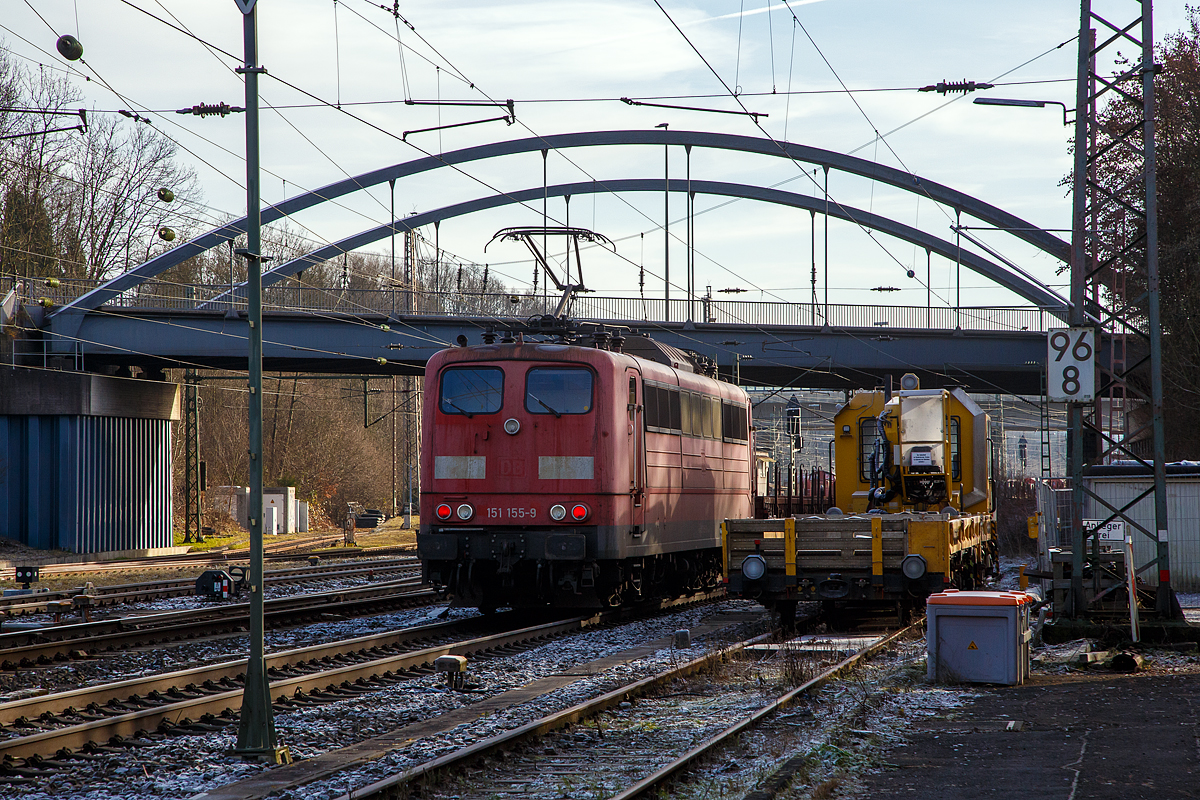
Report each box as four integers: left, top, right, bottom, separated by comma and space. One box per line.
0, 542, 409, 582
0, 614, 600, 761
0, 558, 419, 615
0, 579, 432, 668
340, 628, 780, 799
0, 612, 524, 727
609, 623, 916, 799
342, 621, 916, 800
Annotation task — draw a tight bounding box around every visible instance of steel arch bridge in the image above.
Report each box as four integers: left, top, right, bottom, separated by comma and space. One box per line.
41, 130, 1071, 392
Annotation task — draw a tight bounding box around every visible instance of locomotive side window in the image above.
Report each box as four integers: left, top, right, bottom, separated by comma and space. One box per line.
440, 367, 504, 416
644, 383, 683, 434
668, 390, 733, 439
526, 368, 594, 415
644, 385, 662, 428
722, 402, 748, 442
667, 387, 681, 430
696, 393, 710, 438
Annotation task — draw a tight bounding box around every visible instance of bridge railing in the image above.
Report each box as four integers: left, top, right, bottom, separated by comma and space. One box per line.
13, 275, 1065, 332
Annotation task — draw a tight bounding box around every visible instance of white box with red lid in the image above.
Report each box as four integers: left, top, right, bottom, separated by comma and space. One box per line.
926, 589, 1034, 685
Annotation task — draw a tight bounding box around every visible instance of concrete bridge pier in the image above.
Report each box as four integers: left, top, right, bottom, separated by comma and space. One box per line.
0, 367, 180, 553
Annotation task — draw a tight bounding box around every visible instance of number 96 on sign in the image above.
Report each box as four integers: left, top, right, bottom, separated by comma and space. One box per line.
1047, 327, 1094, 403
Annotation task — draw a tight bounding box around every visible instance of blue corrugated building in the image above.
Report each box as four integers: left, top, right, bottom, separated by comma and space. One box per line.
0, 367, 179, 553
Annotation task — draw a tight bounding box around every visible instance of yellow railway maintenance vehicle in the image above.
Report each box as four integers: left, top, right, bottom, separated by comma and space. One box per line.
724, 376, 998, 625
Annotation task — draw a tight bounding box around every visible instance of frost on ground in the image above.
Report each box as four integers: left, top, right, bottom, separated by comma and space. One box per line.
2, 600, 766, 800
642, 635, 978, 800
0, 599, 475, 701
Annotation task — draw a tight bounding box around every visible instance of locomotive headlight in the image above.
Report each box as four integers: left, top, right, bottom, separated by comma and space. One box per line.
901, 554, 927, 580
741, 554, 767, 581
550, 504, 567, 521
456, 503, 474, 521
435, 503, 452, 521
503, 418, 520, 435
570, 503, 589, 522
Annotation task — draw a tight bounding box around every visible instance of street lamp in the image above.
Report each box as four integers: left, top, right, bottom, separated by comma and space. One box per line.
972, 97, 1071, 126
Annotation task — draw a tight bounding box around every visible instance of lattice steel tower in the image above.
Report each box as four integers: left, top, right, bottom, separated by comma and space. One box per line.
1068, 0, 1179, 618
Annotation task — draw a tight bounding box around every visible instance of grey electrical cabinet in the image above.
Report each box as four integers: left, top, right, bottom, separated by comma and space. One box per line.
927, 590, 1033, 685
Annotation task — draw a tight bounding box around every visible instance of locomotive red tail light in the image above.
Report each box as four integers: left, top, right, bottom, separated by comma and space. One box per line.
570, 503, 589, 522
435, 503, 452, 520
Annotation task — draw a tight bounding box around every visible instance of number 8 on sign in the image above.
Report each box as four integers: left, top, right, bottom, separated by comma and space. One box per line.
1047, 327, 1095, 402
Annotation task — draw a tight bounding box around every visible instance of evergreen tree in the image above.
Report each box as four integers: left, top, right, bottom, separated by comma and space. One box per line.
1, 185, 58, 279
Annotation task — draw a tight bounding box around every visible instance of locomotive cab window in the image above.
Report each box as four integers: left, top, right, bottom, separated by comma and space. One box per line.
526, 368, 594, 415
722, 402, 749, 442
858, 417, 880, 482
440, 367, 504, 416
949, 416, 962, 481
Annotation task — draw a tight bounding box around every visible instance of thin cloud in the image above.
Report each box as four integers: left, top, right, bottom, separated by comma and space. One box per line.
694, 1, 829, 25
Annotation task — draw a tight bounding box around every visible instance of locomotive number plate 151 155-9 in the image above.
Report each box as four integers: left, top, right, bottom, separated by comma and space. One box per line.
486, 507, 538, 520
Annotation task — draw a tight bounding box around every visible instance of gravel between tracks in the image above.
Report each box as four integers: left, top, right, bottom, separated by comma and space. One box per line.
0, 601, 473, 701
8, 600, 765, 799
12, 561, 1199, 799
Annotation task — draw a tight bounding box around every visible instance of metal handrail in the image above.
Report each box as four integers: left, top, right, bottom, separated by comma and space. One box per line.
3, 275, 1119, 334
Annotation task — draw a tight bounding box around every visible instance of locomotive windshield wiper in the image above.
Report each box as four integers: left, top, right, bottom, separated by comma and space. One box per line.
444, 399, 475, 418
530, 394, 562, 418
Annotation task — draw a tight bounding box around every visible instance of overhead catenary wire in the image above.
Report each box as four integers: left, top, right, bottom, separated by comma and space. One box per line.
334, 0, 792, 299
0, 5, 984, 398
643, 1, 1058, 383
102, 0, 1054, 321
9, 0, 400, 243
11, 0, 1051, 381
641, 0, 1072, 313
142, 1, 396, 225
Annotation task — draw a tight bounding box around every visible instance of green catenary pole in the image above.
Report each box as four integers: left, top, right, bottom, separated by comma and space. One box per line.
233, 0, 285, 762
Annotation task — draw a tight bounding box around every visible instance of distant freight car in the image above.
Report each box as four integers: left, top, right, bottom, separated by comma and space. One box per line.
417, 330, 754, 610
725, 378, 998, 625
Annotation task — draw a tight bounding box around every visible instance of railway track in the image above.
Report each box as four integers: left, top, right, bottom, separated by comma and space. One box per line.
0, 538, 414, 583
0, 557, 420, 617
0, 596, 728, 783
0, 576, 432, 668
339, 622, 915, 800
0, 611, 572, 766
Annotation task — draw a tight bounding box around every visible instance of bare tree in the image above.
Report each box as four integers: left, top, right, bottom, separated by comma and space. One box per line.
1086, 9, 1200, 457
61, 116, 199, 280
0, 43, 201, 284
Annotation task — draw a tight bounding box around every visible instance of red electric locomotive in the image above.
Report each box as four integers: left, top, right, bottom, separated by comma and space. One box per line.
417, 328, 754, 610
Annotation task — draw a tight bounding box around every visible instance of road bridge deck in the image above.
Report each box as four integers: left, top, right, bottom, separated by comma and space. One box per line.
45, 305, 1046, 393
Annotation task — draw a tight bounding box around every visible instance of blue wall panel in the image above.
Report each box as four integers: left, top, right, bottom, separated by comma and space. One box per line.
0, 414, 173, 553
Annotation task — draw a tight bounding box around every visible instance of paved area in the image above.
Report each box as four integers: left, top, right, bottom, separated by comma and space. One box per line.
860, 671, 1200, 799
